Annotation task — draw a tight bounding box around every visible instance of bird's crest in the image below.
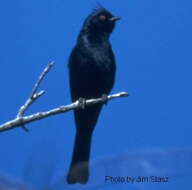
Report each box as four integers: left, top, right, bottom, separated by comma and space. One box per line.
91, 4, 107, 15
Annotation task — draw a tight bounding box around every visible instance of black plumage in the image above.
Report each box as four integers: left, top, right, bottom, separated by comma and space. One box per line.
67, 7, 120, 184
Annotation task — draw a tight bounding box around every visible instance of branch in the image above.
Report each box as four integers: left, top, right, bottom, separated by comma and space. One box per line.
16, 62, 54, 132
17, 62, 54, 118
0, 63, 129, 133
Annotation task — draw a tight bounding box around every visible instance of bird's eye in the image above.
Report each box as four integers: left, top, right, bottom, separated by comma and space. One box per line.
99, 15, 106, 21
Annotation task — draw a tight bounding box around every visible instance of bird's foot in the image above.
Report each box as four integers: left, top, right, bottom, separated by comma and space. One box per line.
101, 94, 108, 105
78, 97, 86, 109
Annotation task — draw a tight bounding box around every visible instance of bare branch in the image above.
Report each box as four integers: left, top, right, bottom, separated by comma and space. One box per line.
0, 62, 128, 133
16, 62, 54, 132
0, 92, 128, 132
17, 90, 45, 118
31, 62, 54, 96
17, 62, 54, 118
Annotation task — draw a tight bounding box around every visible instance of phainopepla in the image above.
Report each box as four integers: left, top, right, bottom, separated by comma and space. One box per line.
67, 7, 120, 184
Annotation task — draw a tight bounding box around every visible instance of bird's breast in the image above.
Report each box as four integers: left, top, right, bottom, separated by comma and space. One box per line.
69, 42, 116, 97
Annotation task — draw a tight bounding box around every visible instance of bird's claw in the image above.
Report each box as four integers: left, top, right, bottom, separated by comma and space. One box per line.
101, 94, 108, 105
78, 97, 86, 109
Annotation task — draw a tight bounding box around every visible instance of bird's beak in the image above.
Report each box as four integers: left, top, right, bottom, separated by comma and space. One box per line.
109, 16, 121, 22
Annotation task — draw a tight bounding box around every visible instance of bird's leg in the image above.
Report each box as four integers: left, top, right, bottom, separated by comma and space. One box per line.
78, 97, 86, 109
101, 94, 108, 105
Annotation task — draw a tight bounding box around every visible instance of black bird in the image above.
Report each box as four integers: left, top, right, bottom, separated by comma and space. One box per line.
67, 7, 120, 184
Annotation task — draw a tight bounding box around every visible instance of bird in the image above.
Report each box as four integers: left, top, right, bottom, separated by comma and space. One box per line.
67, 7, 120, 184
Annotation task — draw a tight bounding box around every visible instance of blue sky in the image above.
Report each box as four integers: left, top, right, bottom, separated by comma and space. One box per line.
0, 0, 192, 189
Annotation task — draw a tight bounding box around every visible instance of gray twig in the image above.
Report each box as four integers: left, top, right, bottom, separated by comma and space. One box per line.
16, 62, 54, 132
0, 62, 128, 133
17, 62, 54, 118
31, 62, 54, 96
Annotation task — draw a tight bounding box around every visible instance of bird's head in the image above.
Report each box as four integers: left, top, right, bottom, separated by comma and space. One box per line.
81, 8, 120, 39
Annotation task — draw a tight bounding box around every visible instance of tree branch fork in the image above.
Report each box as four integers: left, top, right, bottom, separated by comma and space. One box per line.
0, 63, 129, 132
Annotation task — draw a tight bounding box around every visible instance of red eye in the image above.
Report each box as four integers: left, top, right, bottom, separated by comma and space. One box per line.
99, 15, 106, 21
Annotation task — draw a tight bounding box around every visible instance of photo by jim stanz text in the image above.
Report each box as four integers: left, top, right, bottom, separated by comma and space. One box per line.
105, 176, 169, 183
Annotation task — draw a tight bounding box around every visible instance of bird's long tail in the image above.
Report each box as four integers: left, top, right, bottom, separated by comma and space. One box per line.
67, 130, 93, 184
